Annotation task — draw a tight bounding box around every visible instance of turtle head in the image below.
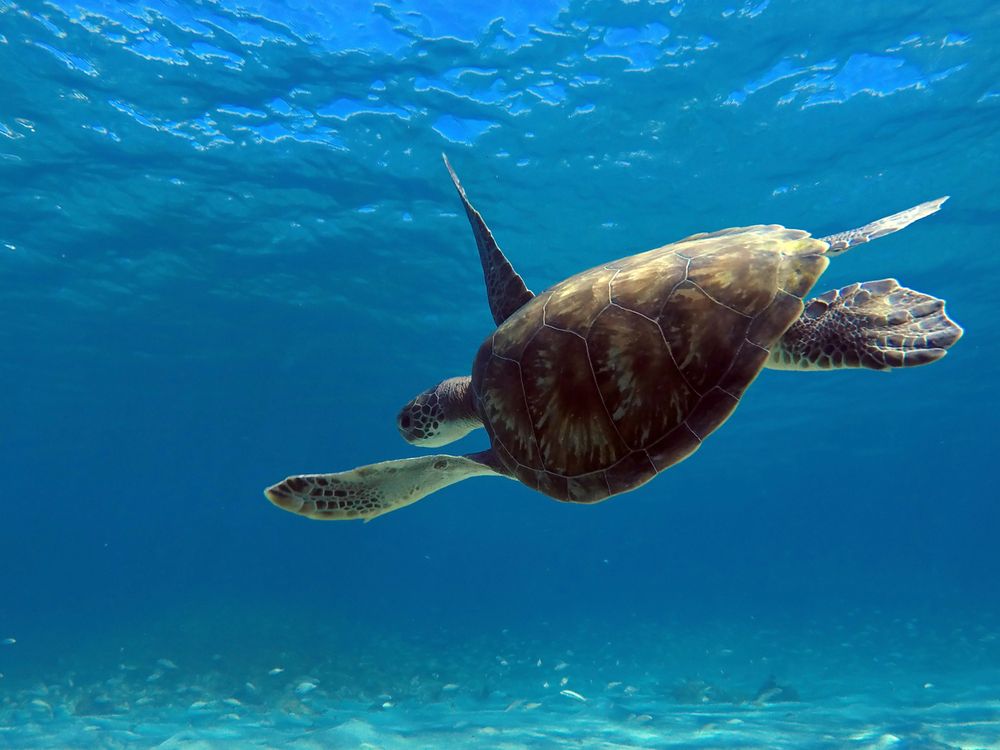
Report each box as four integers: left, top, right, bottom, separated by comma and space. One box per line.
397, 377, 479, 448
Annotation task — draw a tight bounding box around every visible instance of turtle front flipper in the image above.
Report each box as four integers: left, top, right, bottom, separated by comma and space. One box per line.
265, 451, 506, 522
442, 154, 534, 324
766, 279, 963, 371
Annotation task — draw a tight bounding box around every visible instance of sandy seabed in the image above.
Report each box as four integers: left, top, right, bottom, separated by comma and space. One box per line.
2, 612, 998, 749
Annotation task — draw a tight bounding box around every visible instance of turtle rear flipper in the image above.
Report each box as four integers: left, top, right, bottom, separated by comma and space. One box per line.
820, 197, 948, 256
265, 452, 505, 522
766, 279, 963, 371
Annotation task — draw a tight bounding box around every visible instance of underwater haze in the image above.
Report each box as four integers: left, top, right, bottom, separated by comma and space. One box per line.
2, 0, 999, 747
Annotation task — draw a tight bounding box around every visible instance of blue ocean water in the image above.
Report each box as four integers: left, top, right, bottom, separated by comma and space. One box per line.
1, 0, 998, 746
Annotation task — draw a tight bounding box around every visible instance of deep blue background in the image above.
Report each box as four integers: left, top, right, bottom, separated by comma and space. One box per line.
1, 0, 997, 680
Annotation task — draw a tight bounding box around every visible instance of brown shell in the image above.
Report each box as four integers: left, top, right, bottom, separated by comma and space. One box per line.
471, 225, 829, 503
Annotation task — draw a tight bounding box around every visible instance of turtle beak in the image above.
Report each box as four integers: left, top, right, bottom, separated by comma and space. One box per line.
396, 401, 425, 444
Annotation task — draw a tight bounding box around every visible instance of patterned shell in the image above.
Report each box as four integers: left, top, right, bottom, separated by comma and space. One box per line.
470, 225, 830, 503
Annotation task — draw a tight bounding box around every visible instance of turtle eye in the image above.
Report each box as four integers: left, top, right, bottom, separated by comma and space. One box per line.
400, 414, 411, 429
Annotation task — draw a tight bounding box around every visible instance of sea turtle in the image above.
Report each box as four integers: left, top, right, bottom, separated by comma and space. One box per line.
265, 156, 962, 521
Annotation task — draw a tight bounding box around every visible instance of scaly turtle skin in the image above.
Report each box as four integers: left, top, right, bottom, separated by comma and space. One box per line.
264, 157, 962, 521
